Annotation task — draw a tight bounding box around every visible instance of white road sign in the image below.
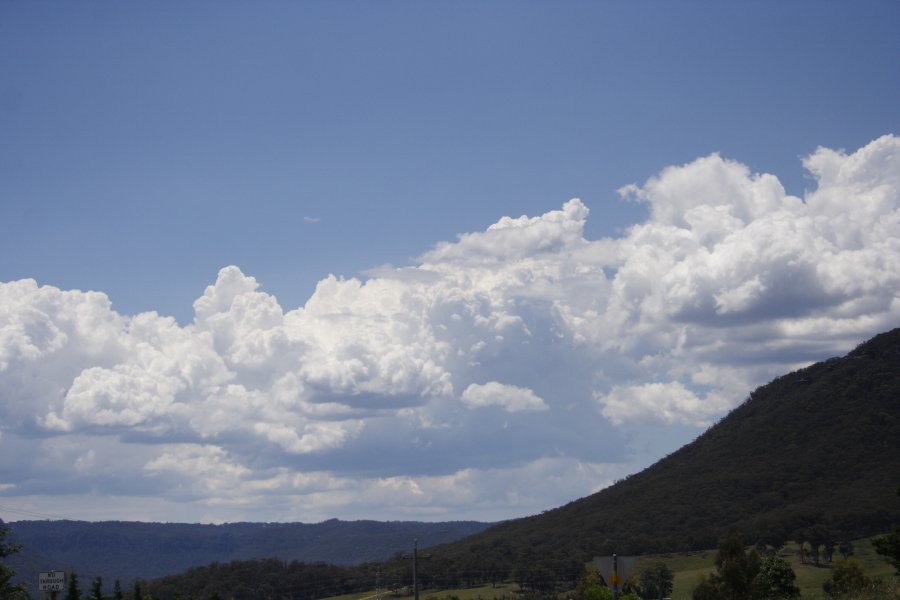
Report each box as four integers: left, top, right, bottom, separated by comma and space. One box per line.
39, 571, 67, 592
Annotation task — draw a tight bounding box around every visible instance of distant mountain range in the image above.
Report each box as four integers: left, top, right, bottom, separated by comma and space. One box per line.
7, 327, 900, 596
6, 519, 491, 586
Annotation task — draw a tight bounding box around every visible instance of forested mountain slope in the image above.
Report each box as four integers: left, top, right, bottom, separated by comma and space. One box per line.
7, 519, 491, 585
429, 327, 900, 565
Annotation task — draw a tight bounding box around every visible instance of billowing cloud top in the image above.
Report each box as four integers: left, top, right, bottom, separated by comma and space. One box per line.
1, 135, 898, 522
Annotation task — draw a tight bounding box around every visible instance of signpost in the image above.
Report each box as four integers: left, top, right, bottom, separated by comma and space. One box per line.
39, 570, 67, 600
593, 555, 635, 600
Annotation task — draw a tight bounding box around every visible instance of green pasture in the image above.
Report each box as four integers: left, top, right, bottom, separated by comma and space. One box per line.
635, 537, 895, 599
320, 536, 897, 600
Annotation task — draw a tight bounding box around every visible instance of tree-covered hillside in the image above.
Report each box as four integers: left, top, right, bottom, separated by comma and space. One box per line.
6, 519, 491, 586
430, 327, 900, 566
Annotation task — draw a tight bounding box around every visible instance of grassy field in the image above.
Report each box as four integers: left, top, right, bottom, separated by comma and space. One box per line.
634, 537, 895, 599
318, 583, 521, 600
320, 536, 897, 600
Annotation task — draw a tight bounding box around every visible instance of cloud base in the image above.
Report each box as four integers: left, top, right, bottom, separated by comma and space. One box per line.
1, 135, 898, 522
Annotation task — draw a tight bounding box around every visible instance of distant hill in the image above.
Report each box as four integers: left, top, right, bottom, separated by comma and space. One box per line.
6, 519, 491, 585
429, 327, 900, 567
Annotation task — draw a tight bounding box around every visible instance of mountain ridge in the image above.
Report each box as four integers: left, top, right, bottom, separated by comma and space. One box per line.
6, 518, 492, 586
426, 326, 900, 565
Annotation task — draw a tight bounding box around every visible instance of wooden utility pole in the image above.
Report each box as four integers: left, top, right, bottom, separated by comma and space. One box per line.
403, 539, 431, 600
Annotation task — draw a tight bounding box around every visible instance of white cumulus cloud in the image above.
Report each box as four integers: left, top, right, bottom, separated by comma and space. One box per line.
1, 134, 898, 521
461, 382, 549, 412
596, 382, 731, 426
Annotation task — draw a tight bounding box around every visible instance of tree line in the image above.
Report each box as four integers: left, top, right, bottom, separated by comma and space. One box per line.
5, 518, 900, 600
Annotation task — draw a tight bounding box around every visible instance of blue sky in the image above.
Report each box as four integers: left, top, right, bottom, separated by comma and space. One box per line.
1, 1, 899, 524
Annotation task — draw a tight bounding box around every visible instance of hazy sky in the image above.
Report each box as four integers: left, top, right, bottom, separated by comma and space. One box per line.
1, 1, 899, 524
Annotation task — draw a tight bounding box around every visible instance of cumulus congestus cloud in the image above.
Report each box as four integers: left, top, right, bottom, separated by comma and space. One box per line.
1, 134, 898, 521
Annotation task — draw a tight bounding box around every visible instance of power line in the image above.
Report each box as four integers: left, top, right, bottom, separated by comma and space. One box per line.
0, 503, 68, 521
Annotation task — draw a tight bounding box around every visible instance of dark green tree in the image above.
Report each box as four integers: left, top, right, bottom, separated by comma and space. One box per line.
823, 540, 835, 563
692, 532, 760, 600
792, 530, 807, 565
822, 558, 871, 598
0, 520, 28, 599
691, 575, 720, 600
694, 540, 800, 600
717, 533, 761, 600
873, 483, 900, 575
749, 554, 800, 600
873, 531, 900, 575
574, 566, 612, 600
638, 561, 674, 600
66, 572, 82, 600
131, 580, 142, 600
90, 576, 103, 600
838, 540, 854, 560
113, 579, 123, 600
807, 524, 834, 566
